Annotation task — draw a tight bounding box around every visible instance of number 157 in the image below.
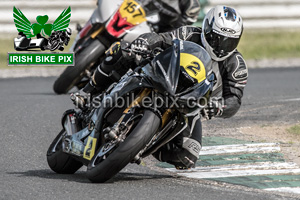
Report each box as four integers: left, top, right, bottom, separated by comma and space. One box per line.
124, 2, 143, 17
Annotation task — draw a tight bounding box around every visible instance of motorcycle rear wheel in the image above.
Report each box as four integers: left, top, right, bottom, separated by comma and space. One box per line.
53, 39, 105, 94
86, 110, 161, 183
47, 130, 83, 174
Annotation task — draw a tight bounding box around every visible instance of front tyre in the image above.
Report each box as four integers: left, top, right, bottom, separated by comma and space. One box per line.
53, 39, 105, 94
47, 130, 83, 174
86, 110, 161, 183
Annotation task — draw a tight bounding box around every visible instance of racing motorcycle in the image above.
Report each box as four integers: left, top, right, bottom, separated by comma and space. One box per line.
47, 39, 214, 183
53, 0, 160, 94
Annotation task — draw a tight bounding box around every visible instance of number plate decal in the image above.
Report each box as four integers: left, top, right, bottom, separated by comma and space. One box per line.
106, 0, 146, 38
120, 0, 146, 25
83, 136, 97, 160
180, 53, 206, 83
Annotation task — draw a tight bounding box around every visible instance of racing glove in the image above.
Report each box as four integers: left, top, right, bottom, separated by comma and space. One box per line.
202, 100, 224, 119
130, 38, 150, 55
105, 41, 135, 68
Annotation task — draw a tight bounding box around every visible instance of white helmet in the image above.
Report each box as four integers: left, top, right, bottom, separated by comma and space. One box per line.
201, 6, 243, 61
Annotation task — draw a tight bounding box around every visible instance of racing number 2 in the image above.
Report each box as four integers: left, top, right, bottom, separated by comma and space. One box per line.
187, 62, 201, 76
123, 1, 143, 17
83, 137, 96, 160
180, 53, 206, 83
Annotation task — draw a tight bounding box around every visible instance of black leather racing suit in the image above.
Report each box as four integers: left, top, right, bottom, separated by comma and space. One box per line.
143, 0, 201, 32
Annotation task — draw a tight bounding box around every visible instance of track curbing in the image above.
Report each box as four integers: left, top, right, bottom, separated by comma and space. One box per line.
159, 137, 300, 195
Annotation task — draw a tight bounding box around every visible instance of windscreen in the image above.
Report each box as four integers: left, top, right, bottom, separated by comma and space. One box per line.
143, 40, 212, 95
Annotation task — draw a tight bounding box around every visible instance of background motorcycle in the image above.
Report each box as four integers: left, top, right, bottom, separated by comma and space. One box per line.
53, 0, 160, 94
47, 39, 214, 183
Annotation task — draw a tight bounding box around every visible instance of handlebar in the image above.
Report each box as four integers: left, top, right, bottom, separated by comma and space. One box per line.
122, 47, 163, 59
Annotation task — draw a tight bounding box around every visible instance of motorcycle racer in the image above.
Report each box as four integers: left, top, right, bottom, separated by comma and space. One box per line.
144, 0, 201, 32
78, 5, 248, 169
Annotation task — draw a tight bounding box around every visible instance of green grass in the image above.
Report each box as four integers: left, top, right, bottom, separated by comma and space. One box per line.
239, 29, 300, 60
0, 37, 14, 68
287, 124, 300, 135
1, 29, 300, 68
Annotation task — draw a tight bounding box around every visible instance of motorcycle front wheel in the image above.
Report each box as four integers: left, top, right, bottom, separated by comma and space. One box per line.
47, 130, 83, 174
86, 110, 161, 183
53, 39, 105, 94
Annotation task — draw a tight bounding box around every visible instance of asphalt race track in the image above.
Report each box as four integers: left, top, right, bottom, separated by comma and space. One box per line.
0, 67, 299, 200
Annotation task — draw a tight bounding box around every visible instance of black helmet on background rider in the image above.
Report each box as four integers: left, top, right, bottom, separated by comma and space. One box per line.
201, 5, 243, 62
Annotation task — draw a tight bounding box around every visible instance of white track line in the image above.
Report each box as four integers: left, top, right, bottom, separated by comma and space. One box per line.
169, 168, 300, 179
281, 98, 300, 102
265, 187, 300, 194
166, 162, 300, 179
167, 162, 299, 173
200, 143, 280, 155
165, 162, 300, 194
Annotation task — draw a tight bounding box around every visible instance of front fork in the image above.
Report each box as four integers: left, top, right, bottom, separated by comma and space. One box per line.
102, 88, 152, 142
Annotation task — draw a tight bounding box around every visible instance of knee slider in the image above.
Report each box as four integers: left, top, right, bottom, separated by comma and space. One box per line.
182, 137, 201, 159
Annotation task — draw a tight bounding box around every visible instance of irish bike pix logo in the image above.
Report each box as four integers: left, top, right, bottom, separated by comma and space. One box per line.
8, 6, 74, 66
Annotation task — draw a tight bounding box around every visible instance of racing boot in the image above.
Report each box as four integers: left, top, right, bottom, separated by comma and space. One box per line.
83, 41, 134, 95
153, 114, 202, 169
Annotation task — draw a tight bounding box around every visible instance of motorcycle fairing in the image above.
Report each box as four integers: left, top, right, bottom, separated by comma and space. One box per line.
176, 74, 214, 114
142, 45, 179, 96
83, 136, 97, 160
180, 53, 206, 83
119, 0, 146, 25
97, 0, 123, 24
142, 40, 212, 96
62, 127, 98, 164
61, 109, 99, 163
106, 0, 146, 38
178, 74, 214, 102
